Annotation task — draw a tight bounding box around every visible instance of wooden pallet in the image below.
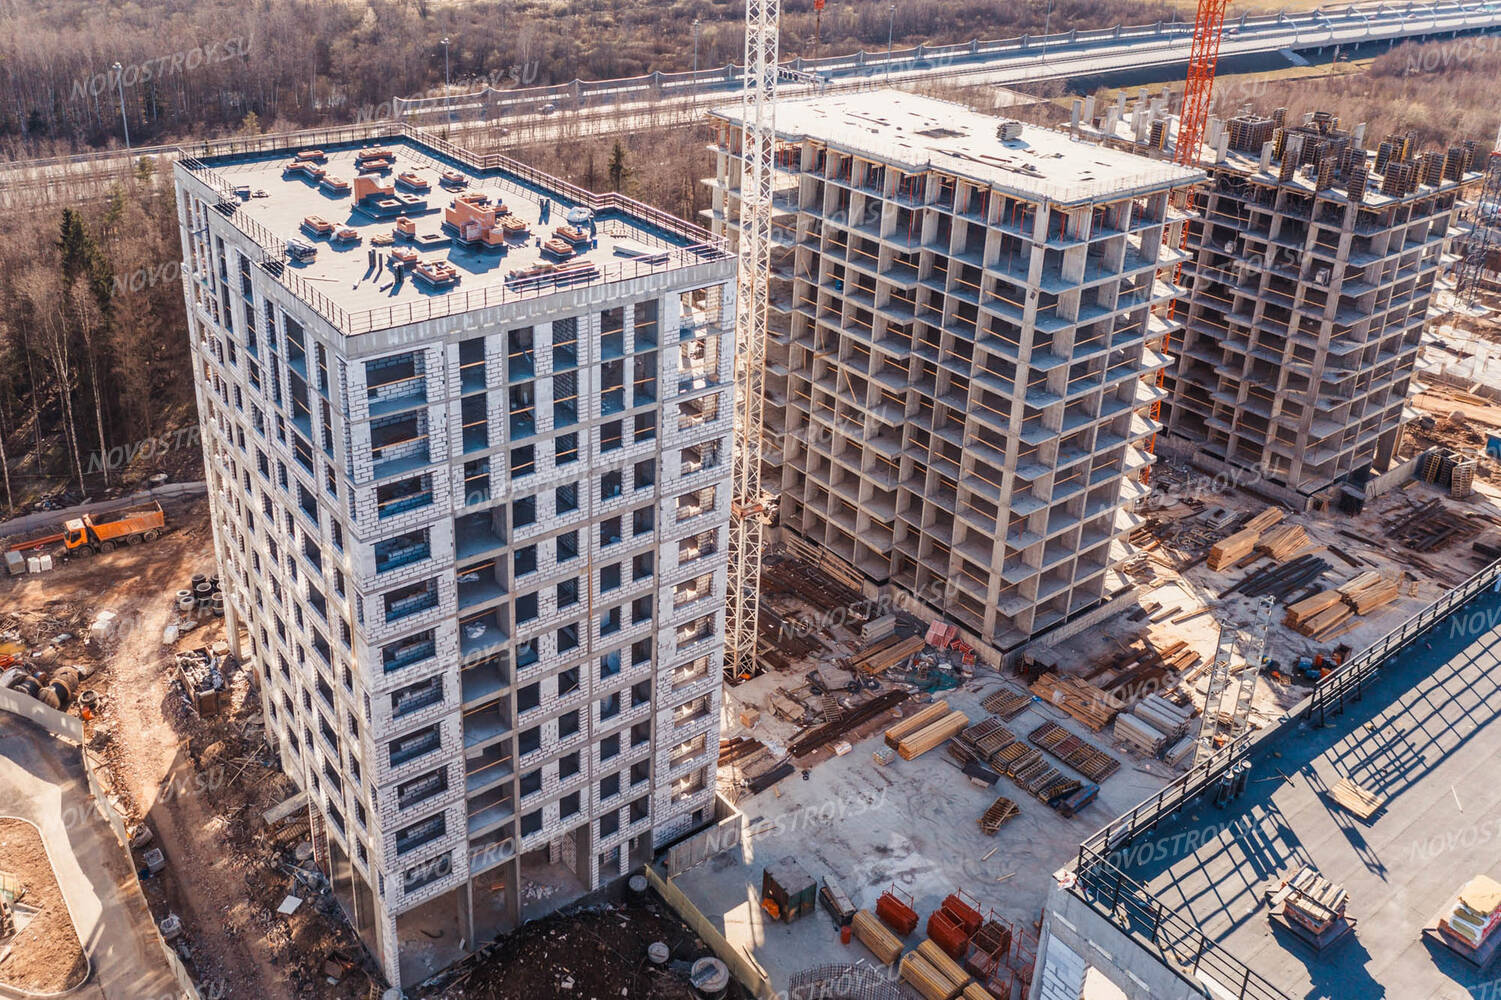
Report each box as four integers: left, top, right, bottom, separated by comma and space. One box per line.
1330, 777, 1387, 819
978, 796, 1020, 835
1028, 721, 1120, 783
980, 686, 1033, 720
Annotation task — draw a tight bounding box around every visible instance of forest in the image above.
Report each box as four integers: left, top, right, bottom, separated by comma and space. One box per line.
0, 0, 1178, 154
0, 0, 1495, 512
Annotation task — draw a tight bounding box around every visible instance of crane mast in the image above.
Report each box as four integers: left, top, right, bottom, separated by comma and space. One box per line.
1147, 0, 1230, 482
726, 0, 780, 683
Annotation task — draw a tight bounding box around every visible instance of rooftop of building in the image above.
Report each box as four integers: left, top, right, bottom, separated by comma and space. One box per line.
1078, 100, 1481, 208
710, 89, 1203, 206
176, 130, 729, 336
1113, 583, 1501, 1000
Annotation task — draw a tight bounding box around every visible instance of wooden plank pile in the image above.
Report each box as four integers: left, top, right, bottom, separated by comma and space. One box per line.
884, 701, 950, 750
1255, 523, 1310, 561
851, 909, 902, 965
978, 796, 1020, 835
901, 942, 975, 999
1339, 572, 1401, 615
1088, 639, 1201, 707
1284, 590, 1351, 638
1028, 673, 1116, 730
849, 634, 926, 675
1330, 777, 1387, 819
980, 686, 1033, 720
1028, 721, 1120, 782
1207, 507, 1284, 570
1285, 572, 1401, 638
895, 711, 970, 760
1113, 694, 1194, 757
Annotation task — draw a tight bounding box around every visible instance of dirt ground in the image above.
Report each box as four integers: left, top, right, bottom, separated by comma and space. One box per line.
0, 817, 88, 994
414, 895, 753, 1000
3, 497, 366, 1000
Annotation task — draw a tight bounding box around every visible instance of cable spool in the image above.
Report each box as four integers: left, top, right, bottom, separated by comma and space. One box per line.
47, 681, 72, 711
50, 667, 81, 694
13, 676, 40, 699
37, 685, 61, 710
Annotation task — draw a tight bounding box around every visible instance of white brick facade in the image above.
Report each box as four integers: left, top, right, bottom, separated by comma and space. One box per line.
175, 135, 734, 988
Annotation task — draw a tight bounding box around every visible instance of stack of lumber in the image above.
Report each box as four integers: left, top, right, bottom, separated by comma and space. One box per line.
1207, 508, 1284, 570
1163, 735, 1196, 765
979, 686, 1032, 720
962, 985, 998, 1000
1028, 673, 1116, 730
978, 796, 1020, 835
1113, 712, 1168, 756
1134, 694, 1194, 739
885, 701, 950, 750
1284, 590, 1353, 639
852, 909, 902, 965
1255, 523, 1310, 561
896, 711, 970, 760
914, 941, 973, 996
1330, 776, 1387, 819
1338, 572, 1401, 615
899, 951, 955, 1000
850, 634, 926, 675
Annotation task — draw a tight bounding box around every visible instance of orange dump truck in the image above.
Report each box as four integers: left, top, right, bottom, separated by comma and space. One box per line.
7, 500, 166, 558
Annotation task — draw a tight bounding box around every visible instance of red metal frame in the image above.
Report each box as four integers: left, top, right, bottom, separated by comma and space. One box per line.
1146, 0, 1230, 483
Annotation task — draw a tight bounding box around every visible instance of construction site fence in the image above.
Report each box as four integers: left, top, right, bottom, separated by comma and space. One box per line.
1304, 553, 1501, 725
83, 748, 208, 1000
1069, 848, 1291, 1000
0, 481, 206, 542
642, 864, 776, 1000
0, 684, 84, 742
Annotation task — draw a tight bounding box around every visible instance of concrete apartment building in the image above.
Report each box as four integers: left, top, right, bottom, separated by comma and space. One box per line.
1083, 98, 1479, 499
706, 90, 1202, 656
174, 132, 734, 986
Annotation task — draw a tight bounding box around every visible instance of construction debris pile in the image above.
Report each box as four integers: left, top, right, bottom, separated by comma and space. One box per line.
174, 644, 228, 716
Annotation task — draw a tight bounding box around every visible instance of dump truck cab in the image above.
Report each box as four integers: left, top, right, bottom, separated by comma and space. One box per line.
63, 519, 88, 549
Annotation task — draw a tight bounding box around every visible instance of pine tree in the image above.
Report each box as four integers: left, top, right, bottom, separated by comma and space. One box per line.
608, 140, 629, 192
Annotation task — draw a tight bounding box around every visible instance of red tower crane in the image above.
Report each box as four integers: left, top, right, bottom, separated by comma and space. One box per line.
1146, 0, 1231, 483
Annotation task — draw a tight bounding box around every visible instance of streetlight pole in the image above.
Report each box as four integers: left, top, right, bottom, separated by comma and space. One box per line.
886, 5, 896, 78
692, 18, 702, 98
112, 62, 131, 149
1041, 0, 1054, 64
441, 37, 451, 122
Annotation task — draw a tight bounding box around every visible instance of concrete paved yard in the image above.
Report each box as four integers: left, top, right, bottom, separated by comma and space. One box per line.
0, 718, 178, 1000
673, 679, 1170, 991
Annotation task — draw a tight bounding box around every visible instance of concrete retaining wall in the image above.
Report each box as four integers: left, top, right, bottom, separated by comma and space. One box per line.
0, 685, 83, 742
663, 794, 742, 877
644, 865, 775, 1000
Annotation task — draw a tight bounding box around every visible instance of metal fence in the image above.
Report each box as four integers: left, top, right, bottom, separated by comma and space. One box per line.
786, 964, 905, 1000
1304, 554, 1501, 725
1069, 851, 1291, 1000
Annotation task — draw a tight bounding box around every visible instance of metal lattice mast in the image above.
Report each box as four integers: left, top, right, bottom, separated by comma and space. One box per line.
1228, 595, 1274, 738
1194, 628, 1234, 766
1459, 146, 1501, 306
1146, 0, 1230, 483
726, 0, 779, 682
